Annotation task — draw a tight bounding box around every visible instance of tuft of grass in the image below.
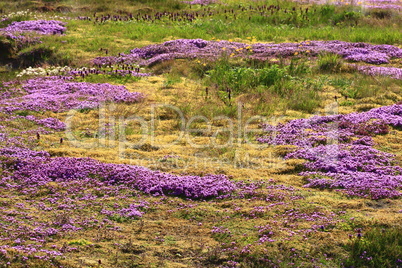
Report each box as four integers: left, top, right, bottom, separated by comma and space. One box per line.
343, 227, 402, 268
78, 73, 141, 84
317, 53, 344, 73
15, 44, 71, 68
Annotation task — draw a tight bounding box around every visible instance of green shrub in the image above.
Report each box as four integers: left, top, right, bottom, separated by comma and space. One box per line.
207, 60, 291, 96
287, 58, 311, 76
317, 53, 343, 73
15, 45, 71, 68
205, 59, 322, 112
343, 227, 402, 268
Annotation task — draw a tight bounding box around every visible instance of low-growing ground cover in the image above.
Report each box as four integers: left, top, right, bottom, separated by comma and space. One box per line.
0, 0, 401, 267
93, 39, 402, 66
258, 104, 402, 199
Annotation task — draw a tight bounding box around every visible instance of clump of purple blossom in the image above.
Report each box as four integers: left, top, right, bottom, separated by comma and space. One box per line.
258, 104, 402, 199
354, 65, 402, 80
0, 76, 144, 113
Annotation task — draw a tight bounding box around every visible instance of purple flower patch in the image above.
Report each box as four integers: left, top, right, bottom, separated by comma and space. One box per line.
258, 104, 402, 199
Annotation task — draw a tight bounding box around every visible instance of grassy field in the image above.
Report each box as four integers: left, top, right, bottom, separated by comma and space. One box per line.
0, 0, 401, 267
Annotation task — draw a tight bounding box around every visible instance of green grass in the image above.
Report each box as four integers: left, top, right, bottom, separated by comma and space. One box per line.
343, 227, 402, 268
317, 53, 344, 73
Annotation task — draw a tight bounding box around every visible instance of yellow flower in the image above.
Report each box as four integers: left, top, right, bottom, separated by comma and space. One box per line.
246, 46, 251, 49
222, 47, 226, 51
246, 37, 251, 39
306, 50, 310, 53
229, 39, 233, 42
294, 52, 299, 55
230, 53, 235, 57
299, 45, 303, 47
